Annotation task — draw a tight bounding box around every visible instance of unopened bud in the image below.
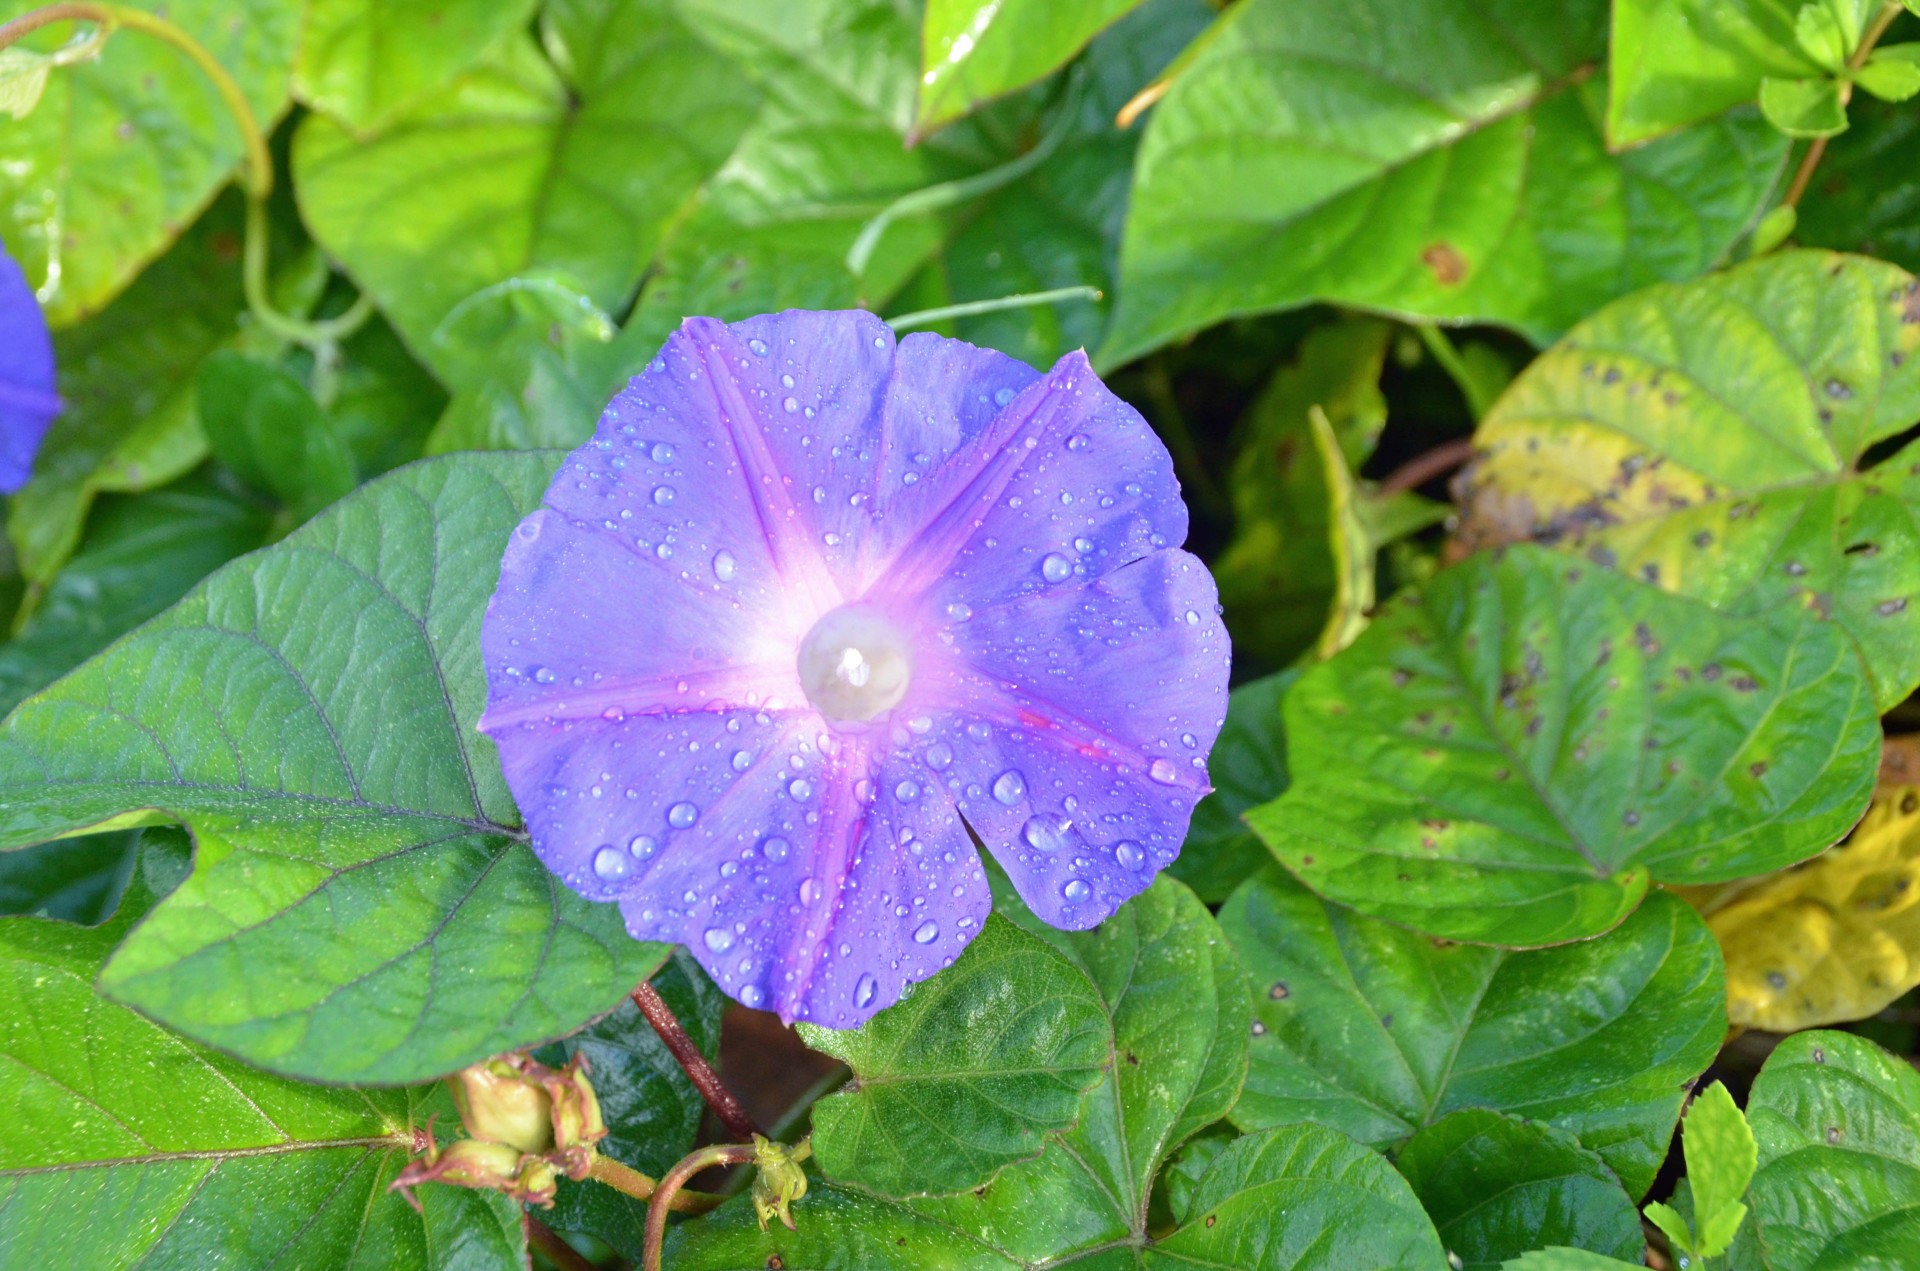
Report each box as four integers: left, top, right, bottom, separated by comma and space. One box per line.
390, 1136, 559, 1209
750, 1134, 811, 1232
449, 1057, 553, 1155
546, 1055, 609, 1178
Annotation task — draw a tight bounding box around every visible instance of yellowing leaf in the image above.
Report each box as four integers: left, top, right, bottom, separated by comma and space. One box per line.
1702, 784, 1920, 1031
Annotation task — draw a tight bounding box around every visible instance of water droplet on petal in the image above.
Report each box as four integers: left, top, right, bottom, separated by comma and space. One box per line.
713, 550, 737, 582
762, 835, 791, 863
748, 338, 769, 356
993, 387, 1015, 407
1062, 878, 1091, 903
593, 845, 632, 882
789, 777, 814, 802
740, 984, 766, 1008
1067, 433, 1090, 452
731, 749, 753, 772
896, 780, 920, 802
1021, 813, 1071, 852
1148, 758, 1178, 785
668, 801, 699, 828
532, 666, 556, 684
653, 485, 676, 506
855, 973, 877, 1007
926, 741, 953, 770
992, 770, 1027, 805
912, 920, 938, 944
1114, 840, 1145, 869
946, 601, 973, 623
783, 396, 799, 413
628, 834, 658, 860
1040, 553, 1072, 583
704, 927, 735, 954
650, 442, 675, 464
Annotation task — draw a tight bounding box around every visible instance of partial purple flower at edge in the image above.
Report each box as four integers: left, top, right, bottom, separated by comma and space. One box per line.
0, 240, 57, 494
479, 310, 1230, 1029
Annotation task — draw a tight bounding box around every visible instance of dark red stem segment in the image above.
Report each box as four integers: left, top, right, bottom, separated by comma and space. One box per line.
526, 1215, 596, 1271
632, 981, 762, 1142
1376, 436, 1476, 498
642, 1144, 758, 1271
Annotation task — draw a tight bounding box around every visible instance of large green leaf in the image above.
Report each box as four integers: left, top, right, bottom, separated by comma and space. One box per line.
802, 915, 1111, 1198
0, 0, 299, 325
0, 453, 665, 1083
0, 474, 271, 716
0, 899, 523, 1267
1170, 669, 1294, 904
1220, 869, 1725, 1198
1248, 544, 1879, 946
1746, 1030, 1920, 1269
294, 0, 539, 132
1394, 1110, 1644, 1270
293, 3, 758, 382
1099, 0, 1786, 367
668, 1124, 1447, 1269
1796, 95, 1920, 272
915, 0, 1149, 133
1454, 251, 1920, 710
1607, 0, 1877, 146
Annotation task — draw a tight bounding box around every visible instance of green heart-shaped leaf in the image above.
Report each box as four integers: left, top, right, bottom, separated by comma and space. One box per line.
1221, 870, 1724, 1198
294, 0, 539, 131
0, 453, 665, 1084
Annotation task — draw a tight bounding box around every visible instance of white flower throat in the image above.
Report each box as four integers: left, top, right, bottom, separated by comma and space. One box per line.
797, 606, 913, 722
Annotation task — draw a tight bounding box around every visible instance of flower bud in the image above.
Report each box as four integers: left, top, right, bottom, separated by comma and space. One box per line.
545, 1055, 609, 1179
449, 1057, 553, 1155
749, 1134, 811, 1232
390, 1136, 559, 1209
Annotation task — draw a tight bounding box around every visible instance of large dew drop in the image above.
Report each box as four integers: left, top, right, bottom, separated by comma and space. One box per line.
855, 972, 877, 1008
703, 927, 735, 954
1040, 552, 1072, 583
991, 769, 1027, 805
912, 919, 938, 944
592, 845, 632, 883
668, 801, 699, 828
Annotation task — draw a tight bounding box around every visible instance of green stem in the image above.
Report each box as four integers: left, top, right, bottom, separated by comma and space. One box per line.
0, 3, 376, 353
886, 285, 1103, 332
847, 69, 1085, 280
585, 1152, 726, 1214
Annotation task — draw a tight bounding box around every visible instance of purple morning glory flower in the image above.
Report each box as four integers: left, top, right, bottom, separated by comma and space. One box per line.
0, 239, 57, 494
480, 310, 1229, 1028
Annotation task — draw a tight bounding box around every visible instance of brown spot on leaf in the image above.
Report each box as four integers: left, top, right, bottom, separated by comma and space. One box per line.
1421, 242, 1467, 285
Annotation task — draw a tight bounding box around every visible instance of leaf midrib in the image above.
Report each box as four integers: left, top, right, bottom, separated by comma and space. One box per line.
0, 1136, 404, 1178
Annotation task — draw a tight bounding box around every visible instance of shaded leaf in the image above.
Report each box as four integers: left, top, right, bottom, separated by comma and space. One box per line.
1220, 869, 1725, 1198
1499, 1250, 1642, 1270
0, 0, 299, 324
0, 896, 524, 1267
1393, 1110, 1644, 1270
1101, 0, 1786, 366
1248, 545, 1879, 946
1795, 95, 1920, 272
198, 353, 357, 520
0, 453, 665, 1083
1696, 784, 1920, 1031
801, 914, 1111, 1197
915, 0, 1150, 133
0, 831, 136, 923
1747, 1030, 1920, 1270
1454, 251, 1920, 710
294, 0, 539, 131
1172, 669, 1294, 904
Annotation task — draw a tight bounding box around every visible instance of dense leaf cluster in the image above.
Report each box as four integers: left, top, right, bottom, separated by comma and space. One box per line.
4, 0, 1920, 1268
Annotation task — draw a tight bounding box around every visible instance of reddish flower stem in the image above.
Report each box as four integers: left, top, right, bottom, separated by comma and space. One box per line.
631, 982, 762, 1142
643, 1144, 758, 1271
1376, 437, 1476, 498
526, 1215, 595, 1271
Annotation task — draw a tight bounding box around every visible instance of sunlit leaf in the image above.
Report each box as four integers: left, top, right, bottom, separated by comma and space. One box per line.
1759, 74, 1849, 137
1454, 251, 1920, 709
294, 0, 538, 131
915, 0, 1150, 133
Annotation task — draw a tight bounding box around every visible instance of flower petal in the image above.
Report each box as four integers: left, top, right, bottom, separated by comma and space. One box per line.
921, 550, 1230, 927
0, 245, 57, 494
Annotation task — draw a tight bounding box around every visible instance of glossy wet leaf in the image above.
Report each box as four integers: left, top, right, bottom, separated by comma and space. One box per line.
0, 473, 272, 716
1796, 96, 1920, 271
1172, 670, 1294, 904
198, 353, 357, 520
0, 897, 524, 1268
1454, 251, 1920, 710
1394, 1110, 1644, 1269
668, 1123, 1446, 1269
1220, 870, 1725, 1198
1607, 0, 1861, 145
294, 0, 539, 132
1695, 785, 1920, 1032
1100, 0, 1786, 367
541, 951, 724, 1259
0, 0, 299, 325
1248, 545, 1878, 946
1746, 1030, 1920, 1269
916, 0, 1149, 133
0, 453, 666, 1084
293, 7, 757, 381
801, 914, 1111, 1197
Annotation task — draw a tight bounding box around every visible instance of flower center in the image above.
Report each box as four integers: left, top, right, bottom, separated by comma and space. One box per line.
797, 606, 913, 722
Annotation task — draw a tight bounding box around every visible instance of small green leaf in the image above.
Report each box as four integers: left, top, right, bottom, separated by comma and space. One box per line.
1500, 1250, 1645, 1270
1455, 251, 1920, 710
295, 0, 539, 131
1681, 1082, 1757, 1258
0, 454, 666, 1084
801, 915, 1111, 1197
1394, 1110, 1645, 1269
1221, 870, 1726, 1198
198, 353, 357, 520
1607, 0, 1837, 145
1172, 670, 1295, 904
1746, 1031, 1920, 1269
0, 47, 50, 119
1855, 44, 1920, 100
0, 0, 299, 325
1248, 545, 1879, 946
1793, 2, 1855, 71
1642, 1200, 1696, 1258
1749, 202, 1799, 255
1760, 74, 1850, 136
0, 897, 525, 1266
1101, 0, 1787, 366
